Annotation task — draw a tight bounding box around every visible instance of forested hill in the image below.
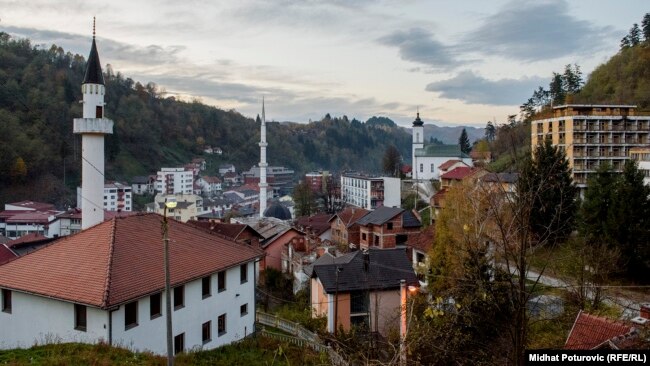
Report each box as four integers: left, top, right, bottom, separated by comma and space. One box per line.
0, 33, 414, 207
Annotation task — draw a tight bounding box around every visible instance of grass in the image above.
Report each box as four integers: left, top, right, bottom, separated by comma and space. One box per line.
0, 336, 328, 366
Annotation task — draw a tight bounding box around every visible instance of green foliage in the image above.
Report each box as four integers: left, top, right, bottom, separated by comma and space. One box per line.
517, 138, 577, 246
458, 128, 471, 154
401, 192, 426, 212
292, 181, 316, 217
484, 121, 496, 141
0, 34, 412, 207
581, 161, 650, 280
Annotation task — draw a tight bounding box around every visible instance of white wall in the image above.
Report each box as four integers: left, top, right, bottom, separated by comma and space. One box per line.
112, 260, 256, 354
0, 291, 108, 349
414, 156, 473, 180
382, 177, 401, 208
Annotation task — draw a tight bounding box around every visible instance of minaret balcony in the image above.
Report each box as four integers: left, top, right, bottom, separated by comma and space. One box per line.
73, 118, 114, 134
259, 142, 268, 147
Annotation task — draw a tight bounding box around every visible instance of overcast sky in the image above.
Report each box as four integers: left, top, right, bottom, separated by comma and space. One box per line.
2, 0, 646, 127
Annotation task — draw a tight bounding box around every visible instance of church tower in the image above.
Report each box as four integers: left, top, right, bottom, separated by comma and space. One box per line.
411, 111, 424, 181
258, 98, 268, 218
73, 18, 114, 229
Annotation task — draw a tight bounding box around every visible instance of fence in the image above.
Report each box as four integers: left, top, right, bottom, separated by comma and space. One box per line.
256, 310, 348, 366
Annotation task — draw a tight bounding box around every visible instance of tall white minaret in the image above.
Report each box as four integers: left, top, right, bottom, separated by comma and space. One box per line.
258, 98, 268, 218
73, 18, 114, 229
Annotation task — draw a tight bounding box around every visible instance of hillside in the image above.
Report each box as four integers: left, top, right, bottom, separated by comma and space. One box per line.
0, 33, 417, 207
422, 124, 483, 145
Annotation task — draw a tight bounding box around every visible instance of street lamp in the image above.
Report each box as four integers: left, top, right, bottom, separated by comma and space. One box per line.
400, 279, 418, 366
162, 197, 177, 366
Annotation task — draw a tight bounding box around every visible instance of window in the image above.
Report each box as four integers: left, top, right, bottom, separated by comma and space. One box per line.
1, 289, 11, 313
174, 333, 184, 354
74, 304, 87, 331
240, 303, 248, 317
362, 233, 367, 241
218, 314, 226, 336
202, 276, 211, 298
150, 293, 161, 319
125, 301, 138, 329
430, 164, 434, 173
174, 285, 184, 310
202, 321, 211, 343
240, 263, 248, 284
95, 106, 103, 118
419, 164, 423, 173
387, 222, 393, 230
218, 271, 226, 292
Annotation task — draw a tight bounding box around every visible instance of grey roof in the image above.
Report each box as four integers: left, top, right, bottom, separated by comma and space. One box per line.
402, 210, 422, 228
312, 249, 418, 293
131, 176, 150, 184
415, 144, 469, 158
83, 38, 104, 85
356, 206, 404, 226
481, 172, 519, 184
223, 192, 244, 204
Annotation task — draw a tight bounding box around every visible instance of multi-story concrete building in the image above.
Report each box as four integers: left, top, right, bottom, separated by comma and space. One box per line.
77, 182, 132, 212
340, 173, 400, 210
304, 171, 332, 194
242, 166, 294, 196
531, 105, 650, 188
156, 167, 194, 195
630, 146, 650, 186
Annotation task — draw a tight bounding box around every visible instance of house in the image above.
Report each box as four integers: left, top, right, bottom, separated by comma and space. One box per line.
6, 233, 57, 256
310, 248, 418, 336
479, 172, 519, 194
0, 210, 61, 240
437, 159, 469, 176
187, 221, 263, 247
409, 224, 435, 287
0, 213, 263, 354
197, 176, 222, 196
131, 175, 155, 195
356, 207, 421, 250
439, 167, 486, 188
329, 207, 370, 249
294, 213, 333, 242
147, 194, 203, 223
565, 310, 638, 350
191, 158, 207, 171
219, 164, 236, 176
223, 172, 243, 186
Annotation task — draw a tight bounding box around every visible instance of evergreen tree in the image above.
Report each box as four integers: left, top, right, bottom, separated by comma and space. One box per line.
563, 64, 583, 94
517, 138, 577, 246
620, 35, 631, 49
485, 121, 496, 142
458, 128, 471, 154
642, 13, 650, 43
580, 163, 618, 242
549, 72, 566, 105
629, 23, 642, 46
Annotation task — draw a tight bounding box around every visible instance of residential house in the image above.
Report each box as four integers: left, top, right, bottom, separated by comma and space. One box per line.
408, 225, 435, 287
356, 207, 421, 250
329, 207, 370, 249
0, 213, 262, 354
0, 210, 61, 240
294, 213, 333, 243
191, 158, 207, 171
310, 248, 418, 335
197, 176, 223, 196
565, 310, 638, 350
219, 164, 236, 176
437, 159, 469, 176
187, 221, 263, 248
479, 172, 519, 194
439, 167, 486, 188
222, 172, 243, 187
131, 175, 155, 195
148, 194, 203, 223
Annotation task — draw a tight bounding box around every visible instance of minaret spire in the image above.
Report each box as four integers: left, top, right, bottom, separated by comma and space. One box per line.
74, 19, 113, 229
259, 97, 268, 218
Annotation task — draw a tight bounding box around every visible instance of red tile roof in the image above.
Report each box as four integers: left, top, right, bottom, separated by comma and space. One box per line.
203, 176, 222, 184
295, 213, 333, 236
330, 207, 370, 228
565, 311, 636, 350
0, 244, 17, 265
7, 233, 51, 248
5, 211, 56, 224
440, 166, 474, 181
410, 224, 435, 253
438, 159, 463, 171
6, 201, 55, 211
0, 213, 263, 308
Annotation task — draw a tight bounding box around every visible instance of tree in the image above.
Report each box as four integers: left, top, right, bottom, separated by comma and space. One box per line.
549, 72, 565, 105
629, 23, 642, 46
485, 121, 496, 141
292, 181, 316, 217
382, 144, 401, 177
620, 35, 632, 49
563, 64, 583, 94
518, 138, 577, 246
580, 163, 618, 242
642, 13, 650, 43
458, 128, 471, 154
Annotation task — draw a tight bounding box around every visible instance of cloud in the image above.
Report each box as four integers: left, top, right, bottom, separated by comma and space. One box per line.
425, 70, 546, 105
378, 27, 458, 70
463, 0, 616, 61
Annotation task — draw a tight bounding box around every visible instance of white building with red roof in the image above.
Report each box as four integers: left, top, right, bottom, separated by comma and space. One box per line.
0, 213, 263, 354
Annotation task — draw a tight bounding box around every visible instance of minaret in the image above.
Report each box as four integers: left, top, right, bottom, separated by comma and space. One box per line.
258, 98, 268, 218
73, 18, 114, 229
412, 110, 424, 181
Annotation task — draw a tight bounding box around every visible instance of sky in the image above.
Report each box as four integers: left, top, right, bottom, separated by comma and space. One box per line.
1, 0, 647, 127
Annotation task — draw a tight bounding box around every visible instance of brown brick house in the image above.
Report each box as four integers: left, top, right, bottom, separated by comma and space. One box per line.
356, 207, 421, 250
329, 207, 370, 248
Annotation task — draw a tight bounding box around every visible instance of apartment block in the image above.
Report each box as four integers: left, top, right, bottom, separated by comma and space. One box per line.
531, 105, 650, 187
630, 146, 650, 186
156, 167, 194, 195
340, 173, 400, 210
